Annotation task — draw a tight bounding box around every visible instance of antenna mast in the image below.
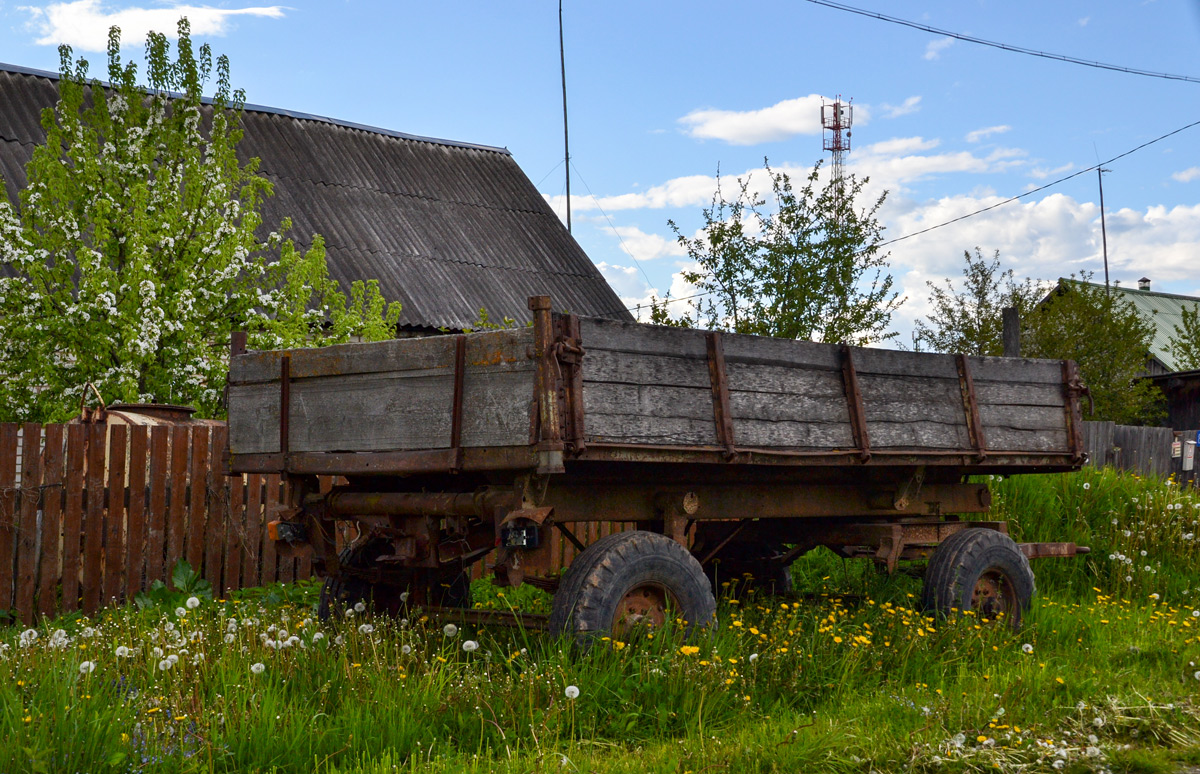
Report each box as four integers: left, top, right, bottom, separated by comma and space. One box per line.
559, 0, 571, 233
1097, 167, 1110, 295
821, 96, 853, 184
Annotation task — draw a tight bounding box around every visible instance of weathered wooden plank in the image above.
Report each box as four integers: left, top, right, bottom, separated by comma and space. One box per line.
231, 327, 533, 385
231, 334, 456, 385
582, 348, 711, 389
16, 423, 41, 623
989, 426, 1070, 452
722, 331, 842, 371
102, 425, 127, 608
970, 356, 1066, 385
61, 425, 86, 613
230, 364, 534, 455
223, 472, 244, 595
734, 418, 856, 449
261, 475, 280, 584
974, 381, 1067, 408
187, 427, 210, 573
729, 390, 852, 426
852, 347, 960, 380
869, 420, 971, 450
585, 414, 718, 446
205, 426, 228, 589
725, 363, 848, 398
81, 423, 106, 615
145, 427, 169, 586
165, 427, 189, 577
125, 426, 148, 601
242, 473, 263, 587
579, 317, 710, 359
979, 404, 1069, 433
584, 382, 716, 422
0, 424, 16, 613
37, 425, 65, 620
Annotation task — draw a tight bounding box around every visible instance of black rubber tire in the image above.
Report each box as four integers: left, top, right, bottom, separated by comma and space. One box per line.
317, 539, 472, 620
921, 528, 1035, 628
548, 530, 717, 645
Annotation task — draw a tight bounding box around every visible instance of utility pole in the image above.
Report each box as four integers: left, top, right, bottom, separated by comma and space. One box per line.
1098, 167, 1110, 295
559, 0, 571, 234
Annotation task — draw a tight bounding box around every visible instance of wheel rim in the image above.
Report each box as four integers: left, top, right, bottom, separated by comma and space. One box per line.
971, 569, 1018, 620
614, 582, 676, 636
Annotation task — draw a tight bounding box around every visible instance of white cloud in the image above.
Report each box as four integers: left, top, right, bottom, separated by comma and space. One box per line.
22, 0, 285, 51
923, 37, 955, 60
1029, 162, 1075, 180
966, 125, 1011, 143
678, 94, 871, 146
881, 96, 921, 118
1078, 16, 1090, 26
862, 136, 940, 156
604, 225, 686, 261
1173, 167, 1200, 183
546, 173, 721, 214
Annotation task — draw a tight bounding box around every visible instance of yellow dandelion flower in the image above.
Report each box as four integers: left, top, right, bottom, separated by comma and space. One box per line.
833, 636, 843, 643
1055, 676, 1064, 684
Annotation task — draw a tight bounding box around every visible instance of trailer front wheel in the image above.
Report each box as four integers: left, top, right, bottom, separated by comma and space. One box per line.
921, 528, 1034, 627
549, 530, 716, 645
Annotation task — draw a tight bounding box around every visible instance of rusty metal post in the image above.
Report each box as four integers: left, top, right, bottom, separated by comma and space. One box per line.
529, 296, 564, 473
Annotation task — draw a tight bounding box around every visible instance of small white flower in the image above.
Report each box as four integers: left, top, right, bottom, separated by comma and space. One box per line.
564, 685, 580, 700
1125, 576, 1133, 582
462, 640, 479, 652
79, 661, 96, 674
175, 607, 187, 617
1021, 643, 1034, 654
158, 659, 173, 671
353, 602, 366, 613
186, 596, 200, 609
443, 624, 458, 637
1088, 734, 1098, 744
358, 624, 374, 635
251, 662, 266, 675
115, 646, 131, 658
1086, 746, 1101, 758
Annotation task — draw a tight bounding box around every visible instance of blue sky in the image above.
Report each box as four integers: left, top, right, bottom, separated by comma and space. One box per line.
2, 0, 1199, 341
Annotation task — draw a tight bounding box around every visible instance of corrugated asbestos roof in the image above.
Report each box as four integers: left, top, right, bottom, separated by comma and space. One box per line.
0, 64, 632, 329
1054, 279, 1200, 372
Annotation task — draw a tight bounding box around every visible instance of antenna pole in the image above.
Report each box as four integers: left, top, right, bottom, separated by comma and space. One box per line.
559, 0, 571, 233
1098, 167, 1110, 295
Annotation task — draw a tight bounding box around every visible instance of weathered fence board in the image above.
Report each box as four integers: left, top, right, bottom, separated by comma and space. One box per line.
125, 426, 148, 602
0, 424, 17, 612
15, 423, 40, 618
38, 425, 64, 620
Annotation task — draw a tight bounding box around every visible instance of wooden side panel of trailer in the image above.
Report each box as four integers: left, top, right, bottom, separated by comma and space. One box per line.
228, 328, 535, 456
577, 317, 1072, 455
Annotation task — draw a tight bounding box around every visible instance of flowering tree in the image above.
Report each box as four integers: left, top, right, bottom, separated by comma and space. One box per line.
0, 21, 401, 422
1168, 303, 1200, 371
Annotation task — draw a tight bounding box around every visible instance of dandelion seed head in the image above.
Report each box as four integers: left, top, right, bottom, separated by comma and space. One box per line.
462, 640, 479, 652
443, 624, 458, 637
353, 602, 366, 613
564, 685, 580, 699
358, 624, 373, 635
115, 645, 130, 658
251, 662, 266, 675
1021, 643, 1034, 654
158, 659, 172, 671
185, 596, 200, 609
79, 660, 95, 674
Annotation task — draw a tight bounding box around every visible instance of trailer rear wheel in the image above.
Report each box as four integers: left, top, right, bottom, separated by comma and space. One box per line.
921, 528, 1034, 627
549, 530, 717, 645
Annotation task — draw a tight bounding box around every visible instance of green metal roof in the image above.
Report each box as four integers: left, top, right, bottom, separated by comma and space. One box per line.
1058, 279, 1200, 372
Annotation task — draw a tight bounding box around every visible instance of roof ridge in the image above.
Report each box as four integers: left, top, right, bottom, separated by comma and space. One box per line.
0, 61, 510, 156
1061, 277, 1200, 303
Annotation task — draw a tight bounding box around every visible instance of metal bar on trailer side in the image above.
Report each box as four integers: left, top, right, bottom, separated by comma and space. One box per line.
840, 345, 871, 462
705, 331, 737, 460
956, 354, 988, 462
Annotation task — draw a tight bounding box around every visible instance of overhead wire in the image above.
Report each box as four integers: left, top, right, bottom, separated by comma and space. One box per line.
803, 0, 1200, 85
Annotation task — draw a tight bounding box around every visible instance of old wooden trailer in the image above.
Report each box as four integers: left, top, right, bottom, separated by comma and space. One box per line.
227, 297, 1090, 639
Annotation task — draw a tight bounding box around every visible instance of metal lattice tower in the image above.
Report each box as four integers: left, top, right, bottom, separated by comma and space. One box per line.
821, 97, 853, 184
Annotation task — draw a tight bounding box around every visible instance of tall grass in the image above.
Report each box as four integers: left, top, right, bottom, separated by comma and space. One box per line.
1, 469, 1198, 773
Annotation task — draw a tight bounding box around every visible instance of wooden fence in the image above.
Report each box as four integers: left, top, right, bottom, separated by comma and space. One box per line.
0, 421, 629, 624
1082, 421, 1200, 486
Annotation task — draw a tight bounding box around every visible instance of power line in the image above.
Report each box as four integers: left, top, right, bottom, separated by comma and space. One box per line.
804, 0, 1200, 85
568, 160, 656, 290
595, 116, 1200, 319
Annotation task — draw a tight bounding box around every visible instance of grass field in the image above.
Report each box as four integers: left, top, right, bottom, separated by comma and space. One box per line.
3, 467, 1200, 773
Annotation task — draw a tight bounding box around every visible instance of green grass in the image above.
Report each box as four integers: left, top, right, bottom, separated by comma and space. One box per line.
2, 468, 1199, 773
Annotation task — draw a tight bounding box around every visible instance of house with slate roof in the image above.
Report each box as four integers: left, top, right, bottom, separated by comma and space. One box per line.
0, 63, 631, 332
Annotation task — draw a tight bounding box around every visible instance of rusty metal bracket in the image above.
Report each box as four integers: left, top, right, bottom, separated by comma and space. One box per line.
697, 518, 752, 566
529, 296, 565, 474
892, 466, 926, 510
705, 331, 738, 460
554, 313, 587, 456
955, 354, 988, 462
554, 521, 586, 552
840, 345, 871, 462
1061, 360, 1089, 465
1019, 542, 1090, 559
450, 334, 466, 472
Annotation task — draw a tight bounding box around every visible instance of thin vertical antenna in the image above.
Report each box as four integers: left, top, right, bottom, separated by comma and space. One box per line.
1098, 167, 1110, 295
559, 0, 571, 233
